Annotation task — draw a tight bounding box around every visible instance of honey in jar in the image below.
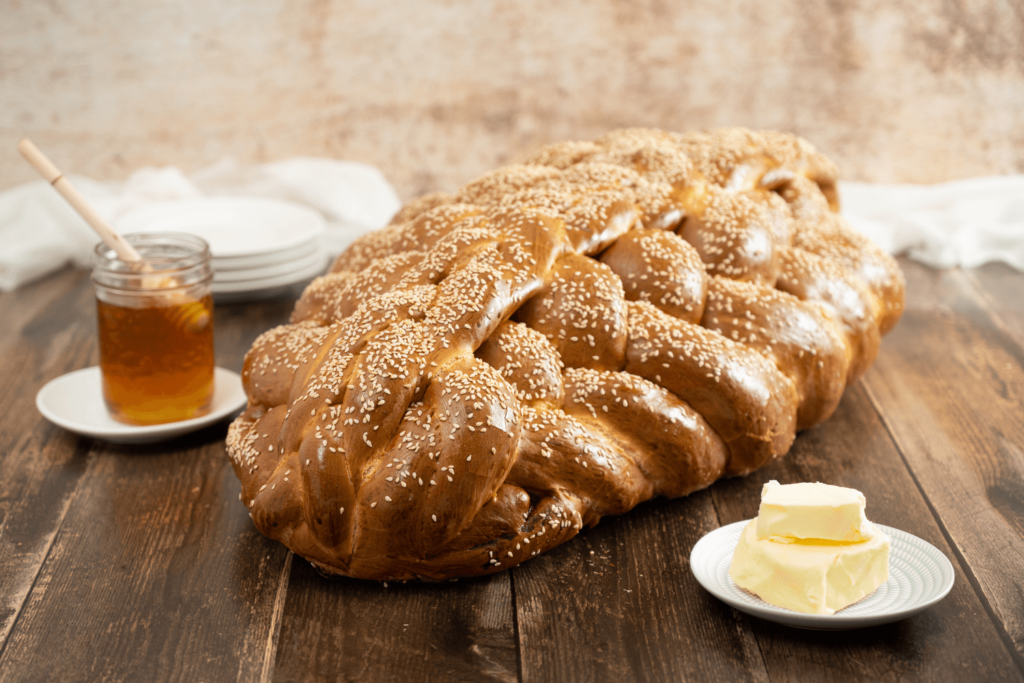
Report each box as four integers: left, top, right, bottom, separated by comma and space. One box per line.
92, 233, 215, 426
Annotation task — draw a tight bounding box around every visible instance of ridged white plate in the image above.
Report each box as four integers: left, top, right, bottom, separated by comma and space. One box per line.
690, 520, 955, 630
210, 251, 328, 300
212, 240, 320, 272
212, 248, 325, 283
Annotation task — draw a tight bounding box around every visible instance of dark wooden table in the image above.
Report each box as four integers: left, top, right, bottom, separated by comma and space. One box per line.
0, 258, 1022, 683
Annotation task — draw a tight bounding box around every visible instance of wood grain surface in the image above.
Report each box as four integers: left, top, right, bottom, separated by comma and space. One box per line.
0, 269, 96, 649
861, 262, 1024, 670
514, 490, 768, 683
274, 562, 516, 683
0, 258, 1022, 682
712, 385, 1021, 682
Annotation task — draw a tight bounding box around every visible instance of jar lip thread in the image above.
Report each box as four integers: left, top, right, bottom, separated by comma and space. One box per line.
93, 232, 211, 273
92, 232, 213, 294
91, 272, 214, 292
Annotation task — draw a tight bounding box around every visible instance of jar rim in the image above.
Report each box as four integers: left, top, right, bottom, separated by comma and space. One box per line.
93, 232, 211, 274
92, 232, 213, 295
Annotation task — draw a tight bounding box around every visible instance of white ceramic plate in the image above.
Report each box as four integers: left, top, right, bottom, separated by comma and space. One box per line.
690, 519, 955, 630
36, 367, 247, 444
213, 249, 325, 283
211, 250, 329, 298
116, 197, 325, 258
212, 240, 320, 272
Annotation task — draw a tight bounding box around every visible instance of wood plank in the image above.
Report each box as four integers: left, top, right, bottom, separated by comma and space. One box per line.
0, 268, 99, 648
0, 267, 84, 359
712, 384, 1023, 682
513, 490, 769, 683
960, 263, 1024, 345
0, 439, 291, 682
0, 280, 298, 681
860, 259, 1024, 672
271, 561, 517, 682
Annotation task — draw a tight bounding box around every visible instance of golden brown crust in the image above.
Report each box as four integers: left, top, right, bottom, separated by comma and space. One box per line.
388, 191, 455, 226
624, 300, 797, 476
677, 188, 785, 285
560, 368, 728, 499
791, 213, 906, 335
599, 227, 708, 325
776, 246, 881, 384
227, 127, 905, 581
516, 253, 628, 372
475, 320, 564, 407
701, 276, 849, 430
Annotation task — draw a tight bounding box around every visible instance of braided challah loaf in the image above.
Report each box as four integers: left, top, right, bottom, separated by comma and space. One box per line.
227, 128, 904, 581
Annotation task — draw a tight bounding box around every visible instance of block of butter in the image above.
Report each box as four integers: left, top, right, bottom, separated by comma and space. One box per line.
730, 481, 890, 615
757, 480, 874, 543
730, 519, 890, 615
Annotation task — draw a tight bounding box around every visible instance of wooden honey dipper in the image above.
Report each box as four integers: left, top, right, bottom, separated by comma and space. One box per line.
17, 139, 211, 333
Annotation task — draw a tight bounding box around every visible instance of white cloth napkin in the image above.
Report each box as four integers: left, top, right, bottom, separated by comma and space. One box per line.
2, 164, 1022, 292
839, 176, 1024, 270
0, 158, 401, 292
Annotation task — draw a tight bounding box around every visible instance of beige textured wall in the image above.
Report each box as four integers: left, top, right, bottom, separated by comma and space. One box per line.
3, 0, 1023, 200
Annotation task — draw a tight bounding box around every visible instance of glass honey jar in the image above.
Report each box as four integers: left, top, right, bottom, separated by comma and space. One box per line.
92, 233, 215, 425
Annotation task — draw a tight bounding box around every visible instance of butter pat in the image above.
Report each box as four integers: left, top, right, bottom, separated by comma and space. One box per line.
757, 480, 873, 543
730, 519, 890, 615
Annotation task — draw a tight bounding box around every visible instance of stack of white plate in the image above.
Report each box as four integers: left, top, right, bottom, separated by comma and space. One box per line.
116, 197, 329, 302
